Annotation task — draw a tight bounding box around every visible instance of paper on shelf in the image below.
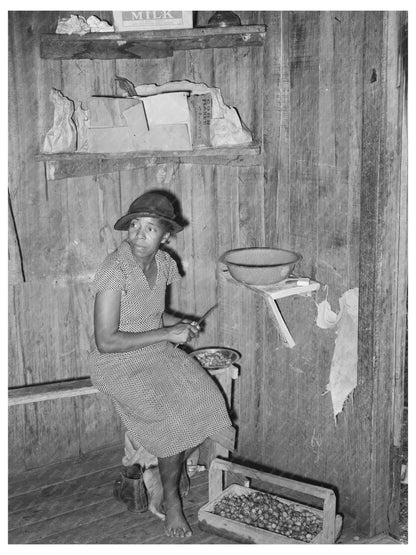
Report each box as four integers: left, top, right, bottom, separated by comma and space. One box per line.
131, 124, 192, 151
87, 127, 135, 152
140, 92, 192, 143
134, 80, 253, 147
42, 89, 77, 153
123, 102, 149, 134
87, 97, 141, 128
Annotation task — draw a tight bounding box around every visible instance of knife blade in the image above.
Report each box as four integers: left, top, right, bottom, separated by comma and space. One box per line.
195, 303, 218, 327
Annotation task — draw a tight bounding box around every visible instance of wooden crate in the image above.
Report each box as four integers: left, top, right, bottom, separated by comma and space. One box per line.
198, 458, 343, 544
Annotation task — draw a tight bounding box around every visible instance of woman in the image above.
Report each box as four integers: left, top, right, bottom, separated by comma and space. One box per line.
88, 190, 233, 538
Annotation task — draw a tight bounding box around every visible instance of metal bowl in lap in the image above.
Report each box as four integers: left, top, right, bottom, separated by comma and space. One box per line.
191, 348, 241, 369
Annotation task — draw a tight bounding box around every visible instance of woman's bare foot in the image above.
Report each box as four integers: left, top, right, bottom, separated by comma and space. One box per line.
158, 450, 195, 538
163, 501, 192, 538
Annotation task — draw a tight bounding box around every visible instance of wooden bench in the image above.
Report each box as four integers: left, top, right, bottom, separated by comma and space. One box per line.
8, 366, 238, 406
8, 368, 238, 465
8, 378, 98, 406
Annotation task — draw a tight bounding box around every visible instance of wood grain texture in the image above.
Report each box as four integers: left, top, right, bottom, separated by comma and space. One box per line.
8, 11, 57, 280
22, 398, 81, 468
263, 11, 284, 247
8, 286, 25, 386
215, 11, 406, 539
213, 46, 262, 143
355, 12, 386, 535
40, 146, 262, 181
175, 165, 219, 347
389, 14, 408, 538
40, 26, 266, 60
8, 445, 399, 544
8, 405, 27, 476
9, 467, 117, 514
357, 11, 407, 536
8, 195, 25, 285
8, 444, 122, 496
8, 11, 407, 539
9, 378, 97, 406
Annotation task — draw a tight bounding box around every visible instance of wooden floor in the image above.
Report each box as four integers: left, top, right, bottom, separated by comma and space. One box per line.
8, 445, 401, 545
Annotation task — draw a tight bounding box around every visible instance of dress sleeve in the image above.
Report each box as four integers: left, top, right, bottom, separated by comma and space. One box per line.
93, 254, 125, 293
167, 254, 181, 285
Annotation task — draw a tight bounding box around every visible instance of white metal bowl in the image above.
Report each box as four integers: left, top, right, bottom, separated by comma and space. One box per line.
221, 247, 302, 285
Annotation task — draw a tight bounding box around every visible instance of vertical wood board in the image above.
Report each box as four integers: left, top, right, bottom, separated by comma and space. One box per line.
77, 394, 124, 455
8, 406, 27, 476
263, 11, 285, 247
22, 398, 81, 469
356, 11, 386, 534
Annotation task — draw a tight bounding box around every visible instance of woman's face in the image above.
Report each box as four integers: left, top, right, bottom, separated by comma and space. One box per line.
127, 217, 170, 259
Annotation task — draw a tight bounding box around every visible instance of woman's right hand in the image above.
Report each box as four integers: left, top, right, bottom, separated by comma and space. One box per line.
166, 321, 200, 344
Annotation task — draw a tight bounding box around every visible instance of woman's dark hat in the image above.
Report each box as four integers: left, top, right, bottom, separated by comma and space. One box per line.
114, 192, 183, 233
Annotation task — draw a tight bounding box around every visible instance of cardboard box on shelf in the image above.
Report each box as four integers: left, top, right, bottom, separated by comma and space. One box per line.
188, 93, 212, 147
113, 11, 193, 32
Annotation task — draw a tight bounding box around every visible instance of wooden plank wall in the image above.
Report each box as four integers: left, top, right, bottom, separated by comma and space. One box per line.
8, 10, 406, 538
8, 10, 264, 474
8, 12, 127, 473
357, 12, 408, 537
219, 11, 406, 537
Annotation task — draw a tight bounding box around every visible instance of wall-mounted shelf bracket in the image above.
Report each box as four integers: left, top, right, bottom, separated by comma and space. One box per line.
220, 268, 320, 348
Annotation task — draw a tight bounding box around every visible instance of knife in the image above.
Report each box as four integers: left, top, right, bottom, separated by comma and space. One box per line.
195, 303, 218, 327
173, 303, 218, 349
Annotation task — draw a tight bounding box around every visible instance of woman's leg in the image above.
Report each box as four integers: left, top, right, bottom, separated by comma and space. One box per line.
158, 450, 192, 538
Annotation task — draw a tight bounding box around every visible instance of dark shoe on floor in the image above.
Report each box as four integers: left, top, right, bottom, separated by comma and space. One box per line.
113, 464, 148, 513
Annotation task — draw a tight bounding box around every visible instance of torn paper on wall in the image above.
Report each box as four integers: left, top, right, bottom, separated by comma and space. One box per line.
56, 15, 91, 35
134, 80, 253, 147
316, 288, 359, 421
86, 16, 115, 33
42, 89, 77, 154
56, 14, 114, 35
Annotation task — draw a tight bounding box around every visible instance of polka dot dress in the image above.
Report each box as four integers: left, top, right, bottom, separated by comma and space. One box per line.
88, 240, 232, 458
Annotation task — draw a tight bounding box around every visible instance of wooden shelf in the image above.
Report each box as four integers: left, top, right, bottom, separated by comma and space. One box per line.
36, 143, 262, 181
40, 25, 267, 59
38, 25, 265, 179
221, 268, 320, 348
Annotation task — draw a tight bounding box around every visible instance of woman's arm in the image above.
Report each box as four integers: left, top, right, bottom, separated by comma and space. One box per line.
162, 311, 182, 326
162, 311, 198, 327
94, 290, 199, 354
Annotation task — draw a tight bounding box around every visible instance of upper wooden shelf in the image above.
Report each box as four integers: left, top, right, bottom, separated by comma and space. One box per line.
40, 25, 267, 59
36, 143, 262, 181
